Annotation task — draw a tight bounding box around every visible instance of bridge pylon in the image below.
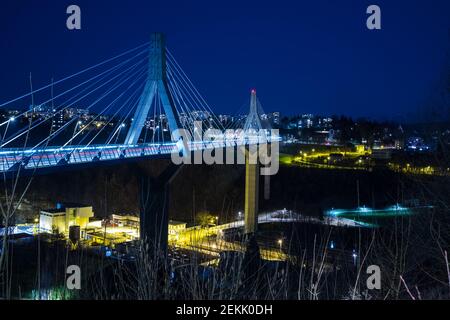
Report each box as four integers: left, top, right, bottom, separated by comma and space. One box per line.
243, 89, 262, 132
244, 149, 259, 234
125, 33, 181, 145
244, 89, 263, 235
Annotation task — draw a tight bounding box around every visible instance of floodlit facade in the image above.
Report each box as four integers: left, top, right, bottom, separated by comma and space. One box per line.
168, 220, 187, 235
112, 214, 139, 228
39, 204, 94, 235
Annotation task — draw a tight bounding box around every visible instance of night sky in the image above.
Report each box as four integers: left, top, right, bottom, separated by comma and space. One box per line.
0, 0, 449, 121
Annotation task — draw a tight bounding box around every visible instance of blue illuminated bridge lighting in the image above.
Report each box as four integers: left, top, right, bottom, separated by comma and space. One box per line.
0, 137, 280, 173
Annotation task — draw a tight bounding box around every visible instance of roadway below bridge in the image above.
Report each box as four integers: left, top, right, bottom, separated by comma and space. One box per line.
170, 210, 368, 262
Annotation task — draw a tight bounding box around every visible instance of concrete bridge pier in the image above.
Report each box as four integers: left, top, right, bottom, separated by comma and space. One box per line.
139, 163, 183, 258
244, 149, 259, 235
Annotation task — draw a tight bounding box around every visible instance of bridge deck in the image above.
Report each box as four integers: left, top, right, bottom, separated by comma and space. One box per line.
0, 137, 280, 173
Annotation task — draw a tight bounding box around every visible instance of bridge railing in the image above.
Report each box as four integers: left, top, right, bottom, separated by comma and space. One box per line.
0, 135, 281, 172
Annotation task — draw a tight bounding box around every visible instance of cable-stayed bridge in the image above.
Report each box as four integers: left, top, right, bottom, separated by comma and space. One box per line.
0, 33, 277, 174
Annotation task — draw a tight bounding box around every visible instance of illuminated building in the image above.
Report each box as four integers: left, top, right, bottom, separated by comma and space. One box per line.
39, 203, 94, 235
112, 214, 139, 228
27, 104, 53, 120
406, 136, 430, 151
97, 215, 187, 244
355, 145, 365, 154
271, 112, 280, 126
51, 111, 65, 129
168, 220, 187, 235
394, 139, 404, 150
64, 107, 89, 119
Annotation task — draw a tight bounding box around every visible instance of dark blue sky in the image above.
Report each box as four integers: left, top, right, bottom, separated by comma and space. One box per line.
0, 0, 449, 121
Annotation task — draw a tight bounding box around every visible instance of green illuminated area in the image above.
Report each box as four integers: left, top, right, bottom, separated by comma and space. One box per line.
325, 205, 432, 227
